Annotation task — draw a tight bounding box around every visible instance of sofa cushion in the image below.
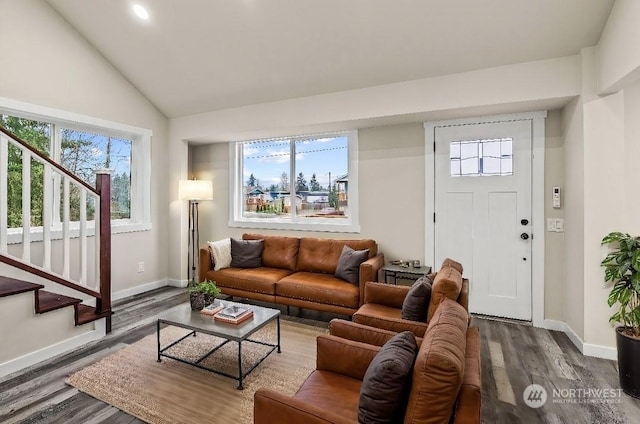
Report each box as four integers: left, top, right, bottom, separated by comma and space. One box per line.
243, 233, 300, 271
335, 245, 370, 285
358, 331, 418, 424
207, 238, 231, 271
205, 267, 293, 295
296, 238, 377, 274
426, 266, 463, 322
276, 272, 360, 308
294, 370, 361, 423
404, 298, 468, 424
231, 238, 264, 268
440, 257, 463, 274
401, 275, 432, 322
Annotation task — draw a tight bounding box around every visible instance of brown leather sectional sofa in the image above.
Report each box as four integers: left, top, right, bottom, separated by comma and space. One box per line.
199, 233, 385, 315
254, 297, 481, 424
353, 260, 469, 337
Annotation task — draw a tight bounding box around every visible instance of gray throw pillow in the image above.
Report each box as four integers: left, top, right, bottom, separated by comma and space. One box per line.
335, 245, 370, 285
358, 331, 418, 424
401, 275, 433, 322
230, 238, 264, 268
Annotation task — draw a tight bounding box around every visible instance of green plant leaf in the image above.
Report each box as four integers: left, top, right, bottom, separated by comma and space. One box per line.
602, 232, 626, 244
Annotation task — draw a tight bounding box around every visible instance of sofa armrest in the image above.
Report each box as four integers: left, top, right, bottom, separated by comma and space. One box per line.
199, 248, 212, 283
453, 327, 482, 424
329, 319, 424, 347
359, 254, 385, 306
316, 334, 380, 381
458, 279, 469, 311
352, 312, 429, 338
363, 282, 410, 309
254, 389, 352, 424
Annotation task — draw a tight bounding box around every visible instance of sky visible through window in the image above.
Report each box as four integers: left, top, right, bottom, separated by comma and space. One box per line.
243, 136, 348, 190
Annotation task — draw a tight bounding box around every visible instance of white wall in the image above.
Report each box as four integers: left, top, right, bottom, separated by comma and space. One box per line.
171, 55, 580, 143
597, 0, 640, 93
0, 0, 170, 294
561, 96, 586, 339
544, 110, 565, 321
191, 124, 426, 263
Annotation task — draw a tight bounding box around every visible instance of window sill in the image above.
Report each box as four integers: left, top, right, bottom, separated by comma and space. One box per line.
228, 218, 360, 234
5, 221, 152, 244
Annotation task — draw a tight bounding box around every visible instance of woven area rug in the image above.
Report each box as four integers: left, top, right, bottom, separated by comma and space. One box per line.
66, 319, 327, 424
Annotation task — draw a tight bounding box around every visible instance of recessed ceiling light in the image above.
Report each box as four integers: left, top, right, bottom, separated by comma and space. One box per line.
132, 4, 149, 20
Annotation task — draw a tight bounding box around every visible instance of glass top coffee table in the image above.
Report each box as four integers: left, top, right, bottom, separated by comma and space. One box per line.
157, 300, 281, 390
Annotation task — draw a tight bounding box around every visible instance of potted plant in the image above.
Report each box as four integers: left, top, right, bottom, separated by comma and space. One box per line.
601, 232, 640, 398
188, 280, 221, 311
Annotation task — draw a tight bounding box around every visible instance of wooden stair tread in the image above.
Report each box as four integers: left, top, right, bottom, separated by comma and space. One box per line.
0, 276, 44, 297
36, 290, 82, 313
76, 303, 112, 325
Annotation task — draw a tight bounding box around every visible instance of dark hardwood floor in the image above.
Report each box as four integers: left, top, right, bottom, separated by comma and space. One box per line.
1, 287, 638, 423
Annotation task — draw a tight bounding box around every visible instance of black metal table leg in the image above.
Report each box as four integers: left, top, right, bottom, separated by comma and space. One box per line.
237, 341, 243, 390
156, 320, 161, 362
277, 315, 281, 353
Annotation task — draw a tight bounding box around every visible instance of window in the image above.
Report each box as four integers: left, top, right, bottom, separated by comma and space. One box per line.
60, 129, 132, 220
231, 131, 359, 232
0, 99, 151, 241
449, 138, 513, 177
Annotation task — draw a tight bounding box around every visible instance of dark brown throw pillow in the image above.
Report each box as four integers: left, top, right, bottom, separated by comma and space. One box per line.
335, 245, 370, 285
358, 331, 418, 424
230, 238, 264, 268
401, 275, 433, 322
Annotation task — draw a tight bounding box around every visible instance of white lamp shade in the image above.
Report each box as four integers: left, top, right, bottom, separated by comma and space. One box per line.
178, 180, 213, 200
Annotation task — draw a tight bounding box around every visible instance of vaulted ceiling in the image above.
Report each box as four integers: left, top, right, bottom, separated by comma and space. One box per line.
45, 0, 614, 118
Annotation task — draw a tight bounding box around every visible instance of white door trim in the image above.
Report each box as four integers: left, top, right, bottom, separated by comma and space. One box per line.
424, 111, 546, 327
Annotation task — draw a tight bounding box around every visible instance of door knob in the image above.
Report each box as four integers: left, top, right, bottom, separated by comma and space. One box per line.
520, 219, 529, 225
520, 233, 530, 240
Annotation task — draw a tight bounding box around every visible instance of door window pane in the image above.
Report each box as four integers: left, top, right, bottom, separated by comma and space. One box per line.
450, 138, 513, 177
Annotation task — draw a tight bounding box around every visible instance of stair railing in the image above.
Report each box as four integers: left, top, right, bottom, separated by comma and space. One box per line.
0, 125, 111, 332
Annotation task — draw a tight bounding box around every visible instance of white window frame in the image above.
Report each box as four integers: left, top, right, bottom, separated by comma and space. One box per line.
0, 97, 152, 243
229, 130, 360, 233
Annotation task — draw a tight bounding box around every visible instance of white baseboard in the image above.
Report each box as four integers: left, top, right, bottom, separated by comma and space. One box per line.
0, 319, 106, 380
583, 342, 618, 360
540, 319, 617, 360
111, 279, 170, 301
168, 279, 188, 288
541, 319, 567, 332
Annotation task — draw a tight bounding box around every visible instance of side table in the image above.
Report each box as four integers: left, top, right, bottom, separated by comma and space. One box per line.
381, 263, 432, 285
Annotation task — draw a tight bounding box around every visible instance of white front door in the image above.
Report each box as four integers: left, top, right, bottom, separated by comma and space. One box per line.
434, 119, 533, 320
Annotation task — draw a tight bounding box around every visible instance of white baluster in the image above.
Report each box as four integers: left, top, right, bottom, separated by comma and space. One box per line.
94, 194, 101, 287
63, 176, 70, 279
80, 188, 87, 286
43, 167, 52, 270
22, 150, 31, 262
0, 135, 7, 252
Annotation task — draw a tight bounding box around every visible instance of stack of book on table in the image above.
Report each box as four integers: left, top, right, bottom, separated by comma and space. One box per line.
214, 305, 254, 324
200, 300, 224, 316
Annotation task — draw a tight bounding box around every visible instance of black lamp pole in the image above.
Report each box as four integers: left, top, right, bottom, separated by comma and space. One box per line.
187, 199, 200, 286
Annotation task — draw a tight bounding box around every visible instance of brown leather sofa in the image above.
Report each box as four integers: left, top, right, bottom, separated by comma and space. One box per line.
254, 298, 481, 424
352, 258, 469, 337
199, 233, 384, 315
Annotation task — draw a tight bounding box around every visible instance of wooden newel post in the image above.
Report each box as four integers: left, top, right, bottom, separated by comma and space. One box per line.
95, 169, 112, 333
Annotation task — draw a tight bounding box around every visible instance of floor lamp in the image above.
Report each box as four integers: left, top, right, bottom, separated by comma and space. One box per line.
179, 179, 213, 287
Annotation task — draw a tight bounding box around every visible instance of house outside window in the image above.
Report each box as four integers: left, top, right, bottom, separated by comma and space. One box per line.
230, 131, 360, 233
0, 99, 151, 240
